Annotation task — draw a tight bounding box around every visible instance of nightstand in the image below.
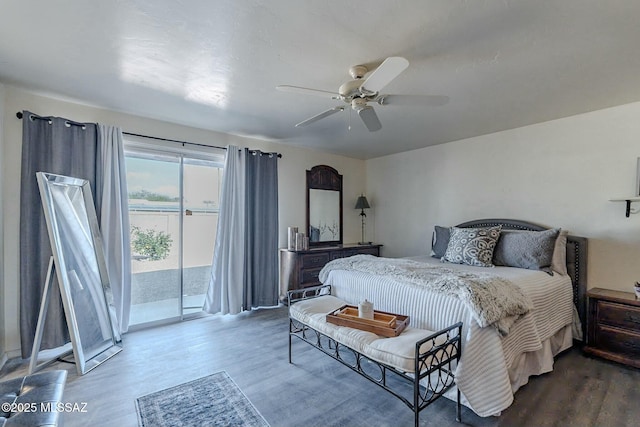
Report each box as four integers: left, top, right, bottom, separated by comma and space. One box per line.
584, 287, 640, 369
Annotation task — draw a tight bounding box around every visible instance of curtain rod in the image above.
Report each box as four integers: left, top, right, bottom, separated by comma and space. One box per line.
16, 112, 282, 158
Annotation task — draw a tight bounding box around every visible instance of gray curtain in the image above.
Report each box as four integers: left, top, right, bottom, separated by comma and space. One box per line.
204, 146, 279, 314
244, 151, 279, 308
19, 111, 98, 358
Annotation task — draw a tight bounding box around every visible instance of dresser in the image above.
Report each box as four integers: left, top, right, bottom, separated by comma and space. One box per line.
584, 287, 640, 369
279, 243, 382, 298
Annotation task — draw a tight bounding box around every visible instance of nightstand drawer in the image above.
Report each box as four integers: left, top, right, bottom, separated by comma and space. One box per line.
595, 324, 640, 357
597, 301, 640, 330
301, 253, 330, 268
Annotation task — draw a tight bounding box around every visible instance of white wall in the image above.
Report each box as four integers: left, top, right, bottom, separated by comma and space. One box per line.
367, 102, 640, 293
1, 85, 366, 356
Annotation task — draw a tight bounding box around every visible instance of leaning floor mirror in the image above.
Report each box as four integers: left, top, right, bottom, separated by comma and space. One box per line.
31, 172, 122, 375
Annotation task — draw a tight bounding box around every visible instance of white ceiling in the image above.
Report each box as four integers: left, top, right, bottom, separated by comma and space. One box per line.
1, 1, 640, 159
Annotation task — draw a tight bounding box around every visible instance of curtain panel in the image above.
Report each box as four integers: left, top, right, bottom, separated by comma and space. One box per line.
244, 151, 279, 308
204, 146, 279, 315
19, 111, 98, 357
96, 124, 132, 333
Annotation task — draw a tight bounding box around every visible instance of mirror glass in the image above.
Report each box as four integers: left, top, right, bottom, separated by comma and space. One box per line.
309, 189, 340, 242
36, 172, 122, 375
306, 165, 343, 246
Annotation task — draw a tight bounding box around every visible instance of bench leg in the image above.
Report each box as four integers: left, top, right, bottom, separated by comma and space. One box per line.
414, 371, 419, 427
288, 319, 293, 364
456, 388, 461, 422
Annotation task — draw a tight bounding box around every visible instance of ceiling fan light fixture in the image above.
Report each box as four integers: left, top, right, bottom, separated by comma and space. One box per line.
351, 98, 368, 111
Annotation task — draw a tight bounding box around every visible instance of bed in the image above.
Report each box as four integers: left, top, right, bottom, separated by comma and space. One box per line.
318, 219, 587, 417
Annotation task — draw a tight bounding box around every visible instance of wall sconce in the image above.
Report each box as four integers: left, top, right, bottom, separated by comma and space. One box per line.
355, 194, 370, 245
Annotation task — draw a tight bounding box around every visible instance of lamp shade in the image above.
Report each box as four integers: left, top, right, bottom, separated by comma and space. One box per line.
355, 195, 370, 210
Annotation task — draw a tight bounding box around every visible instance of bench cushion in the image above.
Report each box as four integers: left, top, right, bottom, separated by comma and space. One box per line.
290, 295, 379, 354
290, 295, 448, 372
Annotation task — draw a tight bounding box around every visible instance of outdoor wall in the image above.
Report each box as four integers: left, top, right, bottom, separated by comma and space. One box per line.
1, 85, 366, 356
366, 101, 640, 294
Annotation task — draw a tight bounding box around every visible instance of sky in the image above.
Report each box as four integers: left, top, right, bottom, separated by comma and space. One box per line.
125, 156, 222, 209
126, 157, 180, 198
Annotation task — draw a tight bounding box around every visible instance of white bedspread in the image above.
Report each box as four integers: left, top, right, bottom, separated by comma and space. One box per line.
319, 255, 533, 335
321, 256, 574, 417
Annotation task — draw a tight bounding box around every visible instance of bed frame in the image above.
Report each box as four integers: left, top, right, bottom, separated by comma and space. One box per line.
456, 219, 588, 337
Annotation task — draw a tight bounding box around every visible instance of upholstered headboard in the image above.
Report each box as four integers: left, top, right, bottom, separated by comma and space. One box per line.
456, 219, 588, 335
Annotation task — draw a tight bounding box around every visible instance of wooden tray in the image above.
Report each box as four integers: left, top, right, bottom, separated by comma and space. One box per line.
326, 305, 409, 337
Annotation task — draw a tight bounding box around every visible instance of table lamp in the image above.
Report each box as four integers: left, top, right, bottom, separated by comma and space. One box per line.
355, 194, 370, 245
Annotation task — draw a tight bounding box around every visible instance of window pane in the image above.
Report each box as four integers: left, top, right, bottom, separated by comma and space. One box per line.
126, 155, 181, 325
182, 162, 222, 314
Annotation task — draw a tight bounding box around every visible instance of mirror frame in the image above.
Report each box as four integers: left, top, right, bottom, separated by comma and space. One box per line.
306, 165, 343, 247
34, 172, 122, 375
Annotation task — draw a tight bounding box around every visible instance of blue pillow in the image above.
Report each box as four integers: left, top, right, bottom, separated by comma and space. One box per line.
431, 225, 450, 258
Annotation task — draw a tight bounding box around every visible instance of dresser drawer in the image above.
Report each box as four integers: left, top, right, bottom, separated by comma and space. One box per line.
594, 324, 640, 357
301, 253, 330, 268
300, 268, 322, 285
343, 247, 380, 257
597, 301, 640, 330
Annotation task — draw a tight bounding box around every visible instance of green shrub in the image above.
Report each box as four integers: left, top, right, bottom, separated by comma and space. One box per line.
130, 226, 173, 261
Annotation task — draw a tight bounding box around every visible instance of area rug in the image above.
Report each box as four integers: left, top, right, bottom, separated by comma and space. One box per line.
136, 371, 269, 427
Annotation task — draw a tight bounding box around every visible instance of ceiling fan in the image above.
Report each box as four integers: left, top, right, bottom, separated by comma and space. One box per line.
276, 56, 448, 132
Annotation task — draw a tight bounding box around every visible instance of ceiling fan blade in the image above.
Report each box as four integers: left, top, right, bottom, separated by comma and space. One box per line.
377, 94, 450, 107
276, 85, 338, 99
295, 106, 344, 127
357, 106, 382, 132
359, 57, 409, 94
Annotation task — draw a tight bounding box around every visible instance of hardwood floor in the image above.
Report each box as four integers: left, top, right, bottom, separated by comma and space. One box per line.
2, 306, 639, 426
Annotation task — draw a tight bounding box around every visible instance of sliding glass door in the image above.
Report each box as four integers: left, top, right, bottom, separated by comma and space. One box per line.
181, 160, 221, 315
125, 147, 222, 326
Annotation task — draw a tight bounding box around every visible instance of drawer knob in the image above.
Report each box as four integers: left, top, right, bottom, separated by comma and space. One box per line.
625, 313, 640, 325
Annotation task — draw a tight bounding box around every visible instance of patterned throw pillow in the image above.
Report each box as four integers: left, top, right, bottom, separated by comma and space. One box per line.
442, 226, 502, 267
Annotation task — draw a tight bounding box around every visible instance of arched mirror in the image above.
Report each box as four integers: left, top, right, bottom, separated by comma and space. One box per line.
306, 165, 343, 247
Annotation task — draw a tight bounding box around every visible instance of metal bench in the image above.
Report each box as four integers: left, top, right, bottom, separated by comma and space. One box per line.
288, 285, 462, 427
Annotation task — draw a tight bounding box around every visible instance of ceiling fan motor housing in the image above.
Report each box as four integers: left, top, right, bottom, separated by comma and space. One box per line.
339, 79, 365, 100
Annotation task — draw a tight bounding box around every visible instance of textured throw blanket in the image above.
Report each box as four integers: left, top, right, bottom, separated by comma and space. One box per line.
319, 255, 533, 335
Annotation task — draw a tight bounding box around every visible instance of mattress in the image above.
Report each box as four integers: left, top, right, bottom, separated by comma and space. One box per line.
322, 256, 575, 417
